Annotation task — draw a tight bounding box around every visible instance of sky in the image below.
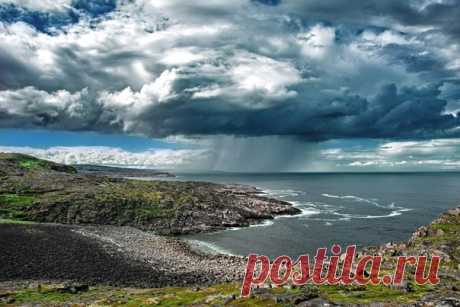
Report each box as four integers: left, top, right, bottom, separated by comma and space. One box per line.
0, 0, 460, 171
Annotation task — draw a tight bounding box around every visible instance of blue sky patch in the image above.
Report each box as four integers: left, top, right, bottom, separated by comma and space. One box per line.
0, 129, 182, 152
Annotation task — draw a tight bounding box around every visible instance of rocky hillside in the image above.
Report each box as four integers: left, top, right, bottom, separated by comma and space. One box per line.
0, 153, 300, 234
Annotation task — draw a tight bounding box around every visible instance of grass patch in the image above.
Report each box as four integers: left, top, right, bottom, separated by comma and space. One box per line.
3, 282, 439, 306
321, 284, 430, 304
0, 194, 35, 206
19, 159, 43, 170
0, 193, 36, 220
0, 218, 35, 224
431, 223, 460, 234
12, 289, 75, 304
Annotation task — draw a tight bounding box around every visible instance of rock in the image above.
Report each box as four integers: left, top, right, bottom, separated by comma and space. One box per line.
297, 298, 335, 307
58, 283, 89, 294
292, 285, 321, 304
223, 294, 236, 305
0, 293, 15, 304
143, 297, 160, 305
428, 228, 445, 237
390, 281, 408, 292
447, 207, 460, 216
439, 297, 460, 306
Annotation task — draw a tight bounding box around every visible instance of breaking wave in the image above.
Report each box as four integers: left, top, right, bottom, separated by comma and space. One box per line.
260, 188, 305, 198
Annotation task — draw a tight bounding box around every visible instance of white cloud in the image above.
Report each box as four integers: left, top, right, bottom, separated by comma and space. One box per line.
230, 52, 302, 99
0, 146, 208, 169
99, 69, 178, 108
359, 30, 412, 46
0, 86, 92, 125
298, 24, 336, 59
320, 139, 460, 171
0, 0, 459, 149
160, 47, 207, 66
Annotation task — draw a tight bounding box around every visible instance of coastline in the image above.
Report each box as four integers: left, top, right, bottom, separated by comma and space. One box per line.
2, 154, 460, 305
1, 205, 459, 306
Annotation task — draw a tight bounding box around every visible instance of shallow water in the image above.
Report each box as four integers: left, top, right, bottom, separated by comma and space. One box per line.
169, 172, 460, 258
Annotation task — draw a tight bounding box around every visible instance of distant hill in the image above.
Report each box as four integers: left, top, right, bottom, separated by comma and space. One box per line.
73, 164, 175, 178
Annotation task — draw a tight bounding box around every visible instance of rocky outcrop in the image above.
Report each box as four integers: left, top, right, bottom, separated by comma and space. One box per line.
356, 206, 460, 306
0, 153, 300, 235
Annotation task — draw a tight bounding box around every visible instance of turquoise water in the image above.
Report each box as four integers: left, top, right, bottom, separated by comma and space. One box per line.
172, 172, 460, 258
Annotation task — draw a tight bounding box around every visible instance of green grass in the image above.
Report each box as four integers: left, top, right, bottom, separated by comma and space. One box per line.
2, 282, 438, 306
18, 159, 43, 169
12, 288, 75, 304
0, 194, 35, 206
321, 284, 431, 304
0, 218, 35, 224
0, 193, 36, 220
2, 153, 48, 170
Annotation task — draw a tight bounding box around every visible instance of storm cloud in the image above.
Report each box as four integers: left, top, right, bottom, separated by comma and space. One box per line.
0, 0, 459, 142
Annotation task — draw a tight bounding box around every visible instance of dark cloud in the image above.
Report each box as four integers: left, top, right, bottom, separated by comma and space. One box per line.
251, 0, 282, 6
0, 0, 115, 33
0, 0, 460, 143
278, 0, 460, 41
72, 0, 116, 18
0, 3, 77, 33
1, 81, 459, 141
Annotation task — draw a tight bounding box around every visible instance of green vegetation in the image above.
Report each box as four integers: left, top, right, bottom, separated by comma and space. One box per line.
4, 153, 48, 170
0, 193, 36, 220
320, 284, 431, 304
0, 219, 35, 225
19, 159, 43, 170
0, 153, 76, 173
0, 194, 35, 206
3, 283, 254, 306
1, 282, 437, 306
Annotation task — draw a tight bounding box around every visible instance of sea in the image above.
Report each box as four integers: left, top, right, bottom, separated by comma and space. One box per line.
162, 172, 460, 258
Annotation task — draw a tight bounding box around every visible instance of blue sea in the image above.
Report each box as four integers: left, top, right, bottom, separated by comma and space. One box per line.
168, 172, 460, 258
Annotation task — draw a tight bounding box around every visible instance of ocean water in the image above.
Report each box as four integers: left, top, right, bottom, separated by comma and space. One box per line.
170, 172, 460, 258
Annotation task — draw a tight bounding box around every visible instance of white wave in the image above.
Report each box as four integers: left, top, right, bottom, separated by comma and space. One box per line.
321, 193, 387, 208
260, 188, 305, 198
280, 201, 321, 219
321, 193, 411, 213
185, 239, 236, 256
332, 209, 408, 219
250, 219, 275, 227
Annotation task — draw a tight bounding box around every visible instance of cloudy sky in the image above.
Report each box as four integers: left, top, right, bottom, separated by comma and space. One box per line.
1, 0, 460, 171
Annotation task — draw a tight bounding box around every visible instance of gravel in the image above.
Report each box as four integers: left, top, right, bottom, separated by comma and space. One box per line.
0, 223, 246, 288
74, 225, 247, 285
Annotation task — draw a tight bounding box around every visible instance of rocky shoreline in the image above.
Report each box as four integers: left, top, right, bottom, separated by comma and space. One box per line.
0, 153, 296, 288
0, 223, 247, 288
0, 153, 301, 235
1, 206, 460, 306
